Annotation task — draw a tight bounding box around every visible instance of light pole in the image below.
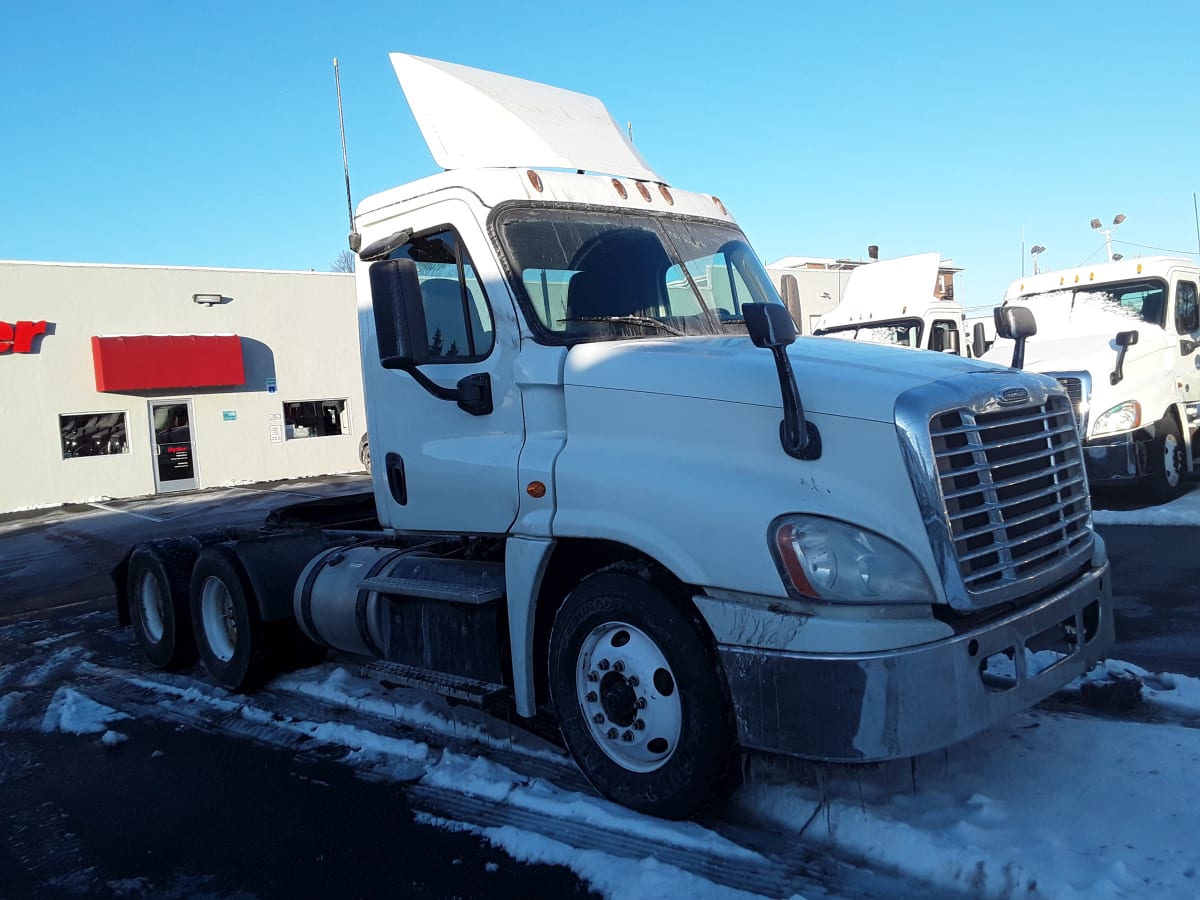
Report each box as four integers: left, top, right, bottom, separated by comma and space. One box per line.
1090, 213, 1126, 261
1030, 245, 1046, 275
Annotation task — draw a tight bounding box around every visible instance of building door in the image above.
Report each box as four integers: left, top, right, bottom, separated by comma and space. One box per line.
150, 400, 198, 492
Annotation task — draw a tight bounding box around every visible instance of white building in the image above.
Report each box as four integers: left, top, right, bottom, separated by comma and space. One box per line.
0, 261, 364, 513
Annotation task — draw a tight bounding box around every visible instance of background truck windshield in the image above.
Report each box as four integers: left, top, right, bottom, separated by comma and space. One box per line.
495, 208, 782, 341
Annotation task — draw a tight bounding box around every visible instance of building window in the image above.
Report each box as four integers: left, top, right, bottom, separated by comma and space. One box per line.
283, 400, 349, 439
60, 412, 129, 458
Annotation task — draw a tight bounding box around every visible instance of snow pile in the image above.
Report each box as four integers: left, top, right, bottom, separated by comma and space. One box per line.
40, 686, 129, 736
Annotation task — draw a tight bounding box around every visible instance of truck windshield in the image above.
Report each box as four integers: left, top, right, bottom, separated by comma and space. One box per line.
1018, 279, 1168, 329
494, 207, 782, 341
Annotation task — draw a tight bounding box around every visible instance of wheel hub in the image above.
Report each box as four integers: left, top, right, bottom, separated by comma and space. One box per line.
599, 672, 637, 726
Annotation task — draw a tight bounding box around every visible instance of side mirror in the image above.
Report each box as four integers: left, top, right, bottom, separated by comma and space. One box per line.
1111, 329, 1138, 385
369, 258, 430, 368
994, 305, 1037, 369
368, 259, 492, 416
745, 302, 797, 349
972, 321, 988, 358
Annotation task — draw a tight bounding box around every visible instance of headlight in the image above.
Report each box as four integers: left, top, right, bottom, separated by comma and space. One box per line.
769, 514, 934, 604
1092, 400, 1140, 436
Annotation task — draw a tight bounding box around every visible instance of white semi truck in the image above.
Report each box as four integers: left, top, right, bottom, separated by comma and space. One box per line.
114, 54, 1114, 819
985, 256, 1200, 502
813, 252, 971, 355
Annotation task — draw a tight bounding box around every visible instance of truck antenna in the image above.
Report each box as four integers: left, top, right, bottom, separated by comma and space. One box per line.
334, 58, 361, 253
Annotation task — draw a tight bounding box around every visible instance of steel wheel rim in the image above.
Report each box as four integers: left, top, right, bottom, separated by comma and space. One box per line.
135, 570, 166, 642
200, 576, 238, 663
575, 621, 681, 773
1164, 432, 1182, 487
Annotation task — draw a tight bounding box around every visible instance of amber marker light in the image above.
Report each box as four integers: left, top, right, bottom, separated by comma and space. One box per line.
658, 184, 674, 205
526, 481, 547, 498
712, 196, 728, 215
527, 170, 544, 192
636, 182, 652, 202
611, 178, 627, 199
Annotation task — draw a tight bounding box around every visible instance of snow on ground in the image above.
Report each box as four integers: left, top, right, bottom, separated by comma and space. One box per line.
9, 652, 1195, 899
1092, 487, 1200, 526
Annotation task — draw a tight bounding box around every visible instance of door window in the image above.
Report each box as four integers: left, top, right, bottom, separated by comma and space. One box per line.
1176, 282, 1199, 334
387, 229, 495, 362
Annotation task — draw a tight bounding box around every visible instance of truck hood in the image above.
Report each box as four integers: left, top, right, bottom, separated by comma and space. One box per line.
564, 335, 992, 423
981, 303, 1169, 377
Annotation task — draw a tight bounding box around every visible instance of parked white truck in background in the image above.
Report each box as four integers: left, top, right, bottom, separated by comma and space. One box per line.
114, 54, 1114, 819
985, 256, 1200, 502
813, 252, 971, 354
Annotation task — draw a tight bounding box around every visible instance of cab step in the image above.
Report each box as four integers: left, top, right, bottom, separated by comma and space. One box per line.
361, 659, 511, 711
357, 575, 503, 605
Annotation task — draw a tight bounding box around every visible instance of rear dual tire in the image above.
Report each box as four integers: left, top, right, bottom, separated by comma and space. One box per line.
189, 548, 274, 691
127, 545, 197, 670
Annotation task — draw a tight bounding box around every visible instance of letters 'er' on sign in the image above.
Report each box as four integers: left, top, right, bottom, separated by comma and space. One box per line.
0, 321, 48, 353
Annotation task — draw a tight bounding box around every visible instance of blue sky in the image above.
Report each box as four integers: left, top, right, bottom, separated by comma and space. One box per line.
3, 1, 1197, 312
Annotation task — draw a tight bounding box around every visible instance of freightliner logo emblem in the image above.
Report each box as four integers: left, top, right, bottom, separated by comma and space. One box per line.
999, 387, 1029, 404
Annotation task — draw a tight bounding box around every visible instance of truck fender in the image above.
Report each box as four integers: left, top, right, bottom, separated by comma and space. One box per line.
220, 531, 343, 622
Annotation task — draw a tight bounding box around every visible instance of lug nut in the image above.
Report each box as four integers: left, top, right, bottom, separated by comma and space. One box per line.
627, 676, 639, 687
597, 659, 610, 671
585, 691, 597, 703
613, 660, 625, 673
587, 670, 599, 682
621, 731, 633, 742
635, 697, 647, 709
606, 728, 618, 740
593, 713, 605, 724
633, 719, 645, 730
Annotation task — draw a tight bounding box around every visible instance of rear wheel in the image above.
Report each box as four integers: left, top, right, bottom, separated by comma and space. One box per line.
1149, 416, 1186, 503
548, 570, 740, 819
189, 547, 273, 690
127, 544, 196, 669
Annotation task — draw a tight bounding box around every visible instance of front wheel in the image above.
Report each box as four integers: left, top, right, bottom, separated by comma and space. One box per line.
548, 570, 739, 819
1149, 416, 1187, 503
189, 547, 273, 691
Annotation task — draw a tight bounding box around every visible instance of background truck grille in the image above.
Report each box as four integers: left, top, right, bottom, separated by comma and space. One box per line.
930, 395, 1091, 598
1054, 376, 1087, 436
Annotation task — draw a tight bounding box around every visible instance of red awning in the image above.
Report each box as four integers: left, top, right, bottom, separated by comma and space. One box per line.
92, 334, 246, 392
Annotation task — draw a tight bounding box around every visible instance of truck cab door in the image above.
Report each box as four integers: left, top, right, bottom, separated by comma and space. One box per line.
1173, 279, 1200, 417
361, 215, 525, 534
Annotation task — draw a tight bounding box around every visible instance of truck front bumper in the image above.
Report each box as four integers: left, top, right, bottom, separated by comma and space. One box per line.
716, 562, 1113, 762
1083, 428, 1155, 485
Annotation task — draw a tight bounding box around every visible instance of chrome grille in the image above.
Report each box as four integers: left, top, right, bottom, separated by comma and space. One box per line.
1054, 376, 1087, 437
930, 395, 1092, 599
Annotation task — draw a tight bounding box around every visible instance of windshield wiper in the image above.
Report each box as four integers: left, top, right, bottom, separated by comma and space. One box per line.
559, 316, 687, 337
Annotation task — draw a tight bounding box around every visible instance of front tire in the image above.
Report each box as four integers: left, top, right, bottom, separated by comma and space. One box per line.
1149, 416, 1187, 503
189, 547, 273, 690
127, 544, 196, 669
548, 570, 739, 819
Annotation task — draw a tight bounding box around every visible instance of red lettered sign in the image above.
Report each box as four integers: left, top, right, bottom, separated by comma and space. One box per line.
0, 321, 49, 353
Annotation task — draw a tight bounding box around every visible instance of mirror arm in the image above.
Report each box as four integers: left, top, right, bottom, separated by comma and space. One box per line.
769, 345, 821, 460
1011, 337, 1027, 370
382, 358, 492, 416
